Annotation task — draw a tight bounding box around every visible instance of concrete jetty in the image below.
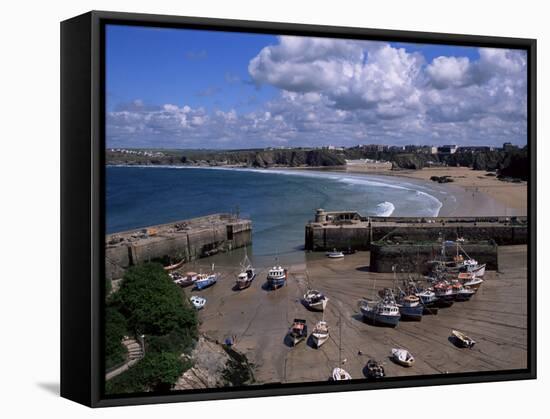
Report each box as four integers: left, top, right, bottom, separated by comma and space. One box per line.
305, 209, 527, 251
106, 213, 252, 280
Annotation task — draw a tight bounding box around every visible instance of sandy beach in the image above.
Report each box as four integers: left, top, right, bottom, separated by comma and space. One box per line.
343, 165, 527, 217
182, 245, 527, 385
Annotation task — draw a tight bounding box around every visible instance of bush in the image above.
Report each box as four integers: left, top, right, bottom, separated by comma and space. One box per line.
105, 352, 192, 394
115, 263, 197, 336
105, 306, 127, 370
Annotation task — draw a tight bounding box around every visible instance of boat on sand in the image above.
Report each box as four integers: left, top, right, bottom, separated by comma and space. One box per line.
288, 319, 307, 346
311, 320, 329, 348
332, 367, 352, 381
451, 330, 476, 348
391, 348, 415, 367
303, 289, 329, 311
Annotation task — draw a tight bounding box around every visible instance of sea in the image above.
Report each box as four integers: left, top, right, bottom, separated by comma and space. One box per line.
106, 166, 459, 264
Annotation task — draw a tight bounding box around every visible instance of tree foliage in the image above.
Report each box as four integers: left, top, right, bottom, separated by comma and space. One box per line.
114, 263, 197, 336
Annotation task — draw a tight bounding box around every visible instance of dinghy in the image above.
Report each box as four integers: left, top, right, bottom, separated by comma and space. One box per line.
332, 367, 352, 381
391, 348, 415, 367
311, 320, 329, 348
451, 330, 476, 348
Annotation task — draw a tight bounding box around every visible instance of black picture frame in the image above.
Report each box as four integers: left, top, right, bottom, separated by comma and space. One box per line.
61, 10, 537, 408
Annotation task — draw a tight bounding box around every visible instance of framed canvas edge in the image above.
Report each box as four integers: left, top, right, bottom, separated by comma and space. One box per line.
60, 9, 537, 408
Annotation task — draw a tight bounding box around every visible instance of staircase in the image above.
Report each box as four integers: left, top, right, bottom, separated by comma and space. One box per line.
105, 336, 144, 381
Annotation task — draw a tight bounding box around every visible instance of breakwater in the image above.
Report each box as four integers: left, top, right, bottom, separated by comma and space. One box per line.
305, 209, 527, 251
106, 213, 252, 280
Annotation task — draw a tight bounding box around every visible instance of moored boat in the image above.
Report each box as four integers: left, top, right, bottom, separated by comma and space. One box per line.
455, 285, 476, 301
288, 319, 307, 346
311, 320, 329, 348
391, 348, 415, 367
194, 271, 218, 290
359, 293, 400, 327
189, 295, 206, 310
267, 265, 288, 289
460, 274, 484, 291
396, 294, 423, 321
332, 367, 352, 381
326, 248, 344, 259
415, 289, 440, 314
451, 330, 476, 348
365, 359, 385, 379
303, 289, 329, 311
235, 252, 256, 290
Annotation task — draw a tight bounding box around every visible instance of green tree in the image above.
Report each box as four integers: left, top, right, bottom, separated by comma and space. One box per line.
115, 263, 197, 336
105, 306, 127, 369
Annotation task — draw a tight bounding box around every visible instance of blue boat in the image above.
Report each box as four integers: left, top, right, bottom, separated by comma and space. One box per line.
359, 292, 400, 327
396, 295, 424, 321
266, 266, 287, 289
194, 273, 218, 290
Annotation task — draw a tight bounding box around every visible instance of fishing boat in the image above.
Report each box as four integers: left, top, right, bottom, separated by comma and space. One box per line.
288, 319, 307, 346
266, 265, 288, 289
311, 320, 329, 348
359, 294, 400, 327
235, 252, 256, 290
365, 359, 385, 379
391, 348, 415, 367
194, 273, 218, 290
303, 289, 329, 311
455, 285, 476, 301
332, 367, 352, 381
460, 274, 484, 291
433, 281, 455, 304
396, 294, 423, 321
414, 289, 440, 314
189, 295, 206, 310
194, 265, 218, 290
326, 249, 344, 259
451, 330, 476, 348
170, 271, 197, 287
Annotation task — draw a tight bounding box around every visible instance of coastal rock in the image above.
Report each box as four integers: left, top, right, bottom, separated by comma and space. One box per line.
174, 336, 254, 390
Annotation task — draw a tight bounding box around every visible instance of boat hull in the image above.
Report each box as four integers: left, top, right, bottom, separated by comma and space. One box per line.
312, 334, 329, 348
236, 273, 256, 290
398, 305, 423, 321
267, 278, 286, 289
195, 278, 217, 290
360, 308, 400, 327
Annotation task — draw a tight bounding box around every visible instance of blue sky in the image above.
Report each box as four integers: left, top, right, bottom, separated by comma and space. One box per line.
106, 24, 527, 149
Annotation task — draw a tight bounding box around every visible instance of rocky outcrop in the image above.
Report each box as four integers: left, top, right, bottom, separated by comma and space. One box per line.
174, 336, 254, 390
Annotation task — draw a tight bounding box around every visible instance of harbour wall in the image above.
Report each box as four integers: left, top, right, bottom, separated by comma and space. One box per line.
369, 241, 499, 273
106, 214, 252, 280
305, 210, 527, 251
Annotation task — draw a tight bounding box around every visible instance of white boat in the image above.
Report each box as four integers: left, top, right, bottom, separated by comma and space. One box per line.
170, 271, 197, 287
235, 252, 256, 290
326, 249, 344, 259
311, 320, 329, 348
267, 265, 287, 289
189, 295, 206, 310
451, 330, 476, 348
303, 289, 329, 311
460, 274, 484, 291
391, 348, 415, 367
332, 367, 352, 381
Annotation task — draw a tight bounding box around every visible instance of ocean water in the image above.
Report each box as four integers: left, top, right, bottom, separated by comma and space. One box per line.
106, 166, 453, 260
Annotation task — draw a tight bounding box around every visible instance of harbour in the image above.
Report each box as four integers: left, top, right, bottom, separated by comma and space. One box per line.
170, 244, 527, 384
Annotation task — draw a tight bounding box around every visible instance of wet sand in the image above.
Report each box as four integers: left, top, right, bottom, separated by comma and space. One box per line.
343, 165, 527, 216
182, 245, 528, 384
